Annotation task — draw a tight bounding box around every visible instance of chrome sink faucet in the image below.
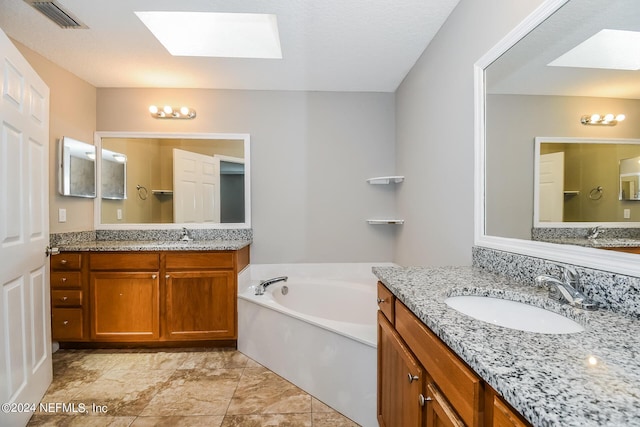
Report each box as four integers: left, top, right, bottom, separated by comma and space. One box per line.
535, 263, 598, 310
255, 276, 288, 295
587, 225, 604, 240
180, 227, 193, 241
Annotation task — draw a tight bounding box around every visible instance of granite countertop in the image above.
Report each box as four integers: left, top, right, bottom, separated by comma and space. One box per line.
540, 237, 640, 248
55, 239, 252, 252
373, 266, 640, 427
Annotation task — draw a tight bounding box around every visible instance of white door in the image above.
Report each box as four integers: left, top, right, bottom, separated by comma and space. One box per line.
173, 148, 220, 223
539, 152, 564, 222
0, 29, 52, 427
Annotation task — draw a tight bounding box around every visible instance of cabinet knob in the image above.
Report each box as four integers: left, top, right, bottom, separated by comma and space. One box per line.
408, 373, 419, 383
152, 274, 157, 279
63, 320, 69, 326
60, 259, 67, 264
165, 275, 170, 279
62, 296, 68, 301
377, 298, 386, 304
418, 394, 432, 407
61, 277, 67, 282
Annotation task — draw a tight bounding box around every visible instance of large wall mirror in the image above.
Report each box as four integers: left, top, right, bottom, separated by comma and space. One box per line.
475, 0, 640, 277
94, 132, 251, 229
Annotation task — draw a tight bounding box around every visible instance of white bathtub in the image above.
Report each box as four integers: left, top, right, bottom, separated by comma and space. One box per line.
238, 263, 392, 427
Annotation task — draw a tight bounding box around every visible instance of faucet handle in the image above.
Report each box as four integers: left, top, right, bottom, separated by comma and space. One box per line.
547, 261, 581, 291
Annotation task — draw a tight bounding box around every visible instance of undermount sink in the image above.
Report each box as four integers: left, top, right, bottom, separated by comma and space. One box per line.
444, 295, 584, 334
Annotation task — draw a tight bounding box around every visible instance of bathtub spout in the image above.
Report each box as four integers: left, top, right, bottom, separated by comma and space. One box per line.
255, 276, 288, 295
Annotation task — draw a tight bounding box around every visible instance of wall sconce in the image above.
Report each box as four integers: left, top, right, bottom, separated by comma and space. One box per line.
580, 113, 625, 126
149, 105, 196, 119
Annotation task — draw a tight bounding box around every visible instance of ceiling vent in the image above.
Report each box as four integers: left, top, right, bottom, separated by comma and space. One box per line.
24, 0, 88, 29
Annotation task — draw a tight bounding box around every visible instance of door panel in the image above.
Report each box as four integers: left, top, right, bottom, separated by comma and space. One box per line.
0, 27, 51, 427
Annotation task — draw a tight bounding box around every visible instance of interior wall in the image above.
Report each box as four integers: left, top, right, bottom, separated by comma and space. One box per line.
394, 0, 545, 266
13, 39, 96, 234
97, 88, 396, 263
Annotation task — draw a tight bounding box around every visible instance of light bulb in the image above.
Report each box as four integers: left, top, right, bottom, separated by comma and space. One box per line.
149, 105, 158, 114
590, 114, 601, 123
163, 105, 173, 114
180, 106, 190, 115
616, 114, 626, 122
604, 113, 614, 122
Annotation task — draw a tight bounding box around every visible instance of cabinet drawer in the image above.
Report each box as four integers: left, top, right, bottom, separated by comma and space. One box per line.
377, 282, 395, 323
51, 253, 81, 270
52, 308, 83, 340
90, 253, 159, 270
51, 272, 82, 289
395, 301, 482, 427
51, 290, 82, 307
165, 252, 234, 270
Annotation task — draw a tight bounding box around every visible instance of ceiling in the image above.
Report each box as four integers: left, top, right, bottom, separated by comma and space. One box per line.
0, 0, 461, 92
487, 0, 640, 99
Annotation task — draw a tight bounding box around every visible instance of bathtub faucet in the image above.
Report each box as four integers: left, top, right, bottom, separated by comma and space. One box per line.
255, 276, 288, 295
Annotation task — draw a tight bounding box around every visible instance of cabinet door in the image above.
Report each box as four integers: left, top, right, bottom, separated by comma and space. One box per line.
425, 383, 465, 427
90, 272, 160, 341
165, 270, 236, 340
378, 311, 424, 427
492, 396, 529, 427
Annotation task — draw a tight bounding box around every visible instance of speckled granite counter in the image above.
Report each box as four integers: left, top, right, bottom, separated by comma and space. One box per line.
373, 266, 640, 427
54, 239, 251, 252
539, 237, 640, 248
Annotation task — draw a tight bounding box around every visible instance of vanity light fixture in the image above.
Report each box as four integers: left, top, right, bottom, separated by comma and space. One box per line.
149, 105, 196, 120
580, 113, 625, 126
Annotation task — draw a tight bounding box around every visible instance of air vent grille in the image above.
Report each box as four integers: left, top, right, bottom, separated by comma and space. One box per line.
25, 0, 88, 29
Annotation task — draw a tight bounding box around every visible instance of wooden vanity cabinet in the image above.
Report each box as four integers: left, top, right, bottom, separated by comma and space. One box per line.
377, 282, 532, 427
164, 252, 237, 340
89, 253, 160, 341
50, 245, 249, 346
50, 252, 87, 341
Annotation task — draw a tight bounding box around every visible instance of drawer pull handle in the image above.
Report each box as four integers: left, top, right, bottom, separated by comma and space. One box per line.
377, 298, 386, 304
408, 373, 419, 383
61, 277, 67, 282
62, 296, 68, 301
60, 259, 67, 264
152, 274, 157, 279
418, 394, 432, 407
63, 321, 69, 326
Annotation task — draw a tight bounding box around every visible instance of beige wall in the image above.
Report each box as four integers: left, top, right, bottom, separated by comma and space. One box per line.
13, 39, 97, 234
97, 88, 397, 263
486, 95, 640, 239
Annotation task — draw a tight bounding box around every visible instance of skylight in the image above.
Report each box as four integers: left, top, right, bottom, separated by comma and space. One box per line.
135, 11, 282, 59
548, 29, 640, 71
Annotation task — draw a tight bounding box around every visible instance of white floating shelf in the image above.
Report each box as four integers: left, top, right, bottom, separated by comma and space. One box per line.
366, 176, 405, 185
152, 190, 173, 195
367, 219, 405, 225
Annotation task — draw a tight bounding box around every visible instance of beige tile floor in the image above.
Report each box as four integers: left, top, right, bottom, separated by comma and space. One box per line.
27, 348, 360, 427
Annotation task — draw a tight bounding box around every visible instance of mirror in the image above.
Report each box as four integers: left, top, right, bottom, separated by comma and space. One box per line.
57, 136, 96, 198
475, 0, 640, 277
94, 132, 250, 229
534, 138, 640, 225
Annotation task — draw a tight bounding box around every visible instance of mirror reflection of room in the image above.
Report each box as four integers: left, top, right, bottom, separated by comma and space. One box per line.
57, 136, 96, 198
100, 137, 245, 225
536, 140, 640, 224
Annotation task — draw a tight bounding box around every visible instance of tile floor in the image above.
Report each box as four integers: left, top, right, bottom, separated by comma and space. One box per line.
27, 348, 360, 427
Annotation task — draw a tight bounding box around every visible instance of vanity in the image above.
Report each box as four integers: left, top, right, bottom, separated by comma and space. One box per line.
374, 265, 640, 426
50, 239, 250, 347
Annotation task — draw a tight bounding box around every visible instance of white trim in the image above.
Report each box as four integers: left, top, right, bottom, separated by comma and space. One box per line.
94, 131, 251, 230
474, 0, 640, 278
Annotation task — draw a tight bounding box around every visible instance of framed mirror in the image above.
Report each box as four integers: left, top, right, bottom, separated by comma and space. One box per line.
57, 136, 96, 198
475, 0, 640, 277
94, 132, 251, 229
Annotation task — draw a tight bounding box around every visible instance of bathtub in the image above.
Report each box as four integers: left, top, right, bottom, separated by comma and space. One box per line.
238, 263, 392, 427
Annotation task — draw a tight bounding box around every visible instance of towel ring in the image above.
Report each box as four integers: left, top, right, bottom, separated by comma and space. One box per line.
136, 185, 148, 200
589, 186, 603, 200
